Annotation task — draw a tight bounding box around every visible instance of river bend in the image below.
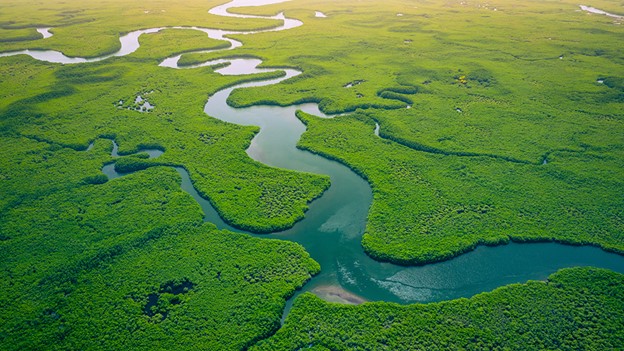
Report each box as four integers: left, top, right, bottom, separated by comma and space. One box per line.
3, 0, 623, 320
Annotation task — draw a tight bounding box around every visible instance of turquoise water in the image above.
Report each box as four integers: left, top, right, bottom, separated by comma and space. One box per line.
192, 63, 624, 319
5, 0, 622, 320
102, 135, 624, 317
105, 140, 624, 317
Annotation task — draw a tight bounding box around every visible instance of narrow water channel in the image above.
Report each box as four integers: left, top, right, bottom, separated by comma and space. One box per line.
171, 1, 624, 317
579, 5, 624, 19
3, 0, 623, 322
184, 59, 624, 319
36, 28, 53, 39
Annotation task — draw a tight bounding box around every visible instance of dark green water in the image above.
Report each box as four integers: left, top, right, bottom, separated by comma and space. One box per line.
102, 91, 624, 318
188, 61, 624, 319
6, 0, 622, 334
65, 0, 622, 321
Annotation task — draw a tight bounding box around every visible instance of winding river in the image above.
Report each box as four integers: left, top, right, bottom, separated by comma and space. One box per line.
3, 0, 624, 321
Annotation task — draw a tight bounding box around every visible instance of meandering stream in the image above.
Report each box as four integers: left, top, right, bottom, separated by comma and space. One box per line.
3, 0, 624, 322
167, 58, 624, 318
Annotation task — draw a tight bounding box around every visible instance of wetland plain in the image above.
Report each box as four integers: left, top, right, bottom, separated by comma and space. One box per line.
1, 0, 623, 349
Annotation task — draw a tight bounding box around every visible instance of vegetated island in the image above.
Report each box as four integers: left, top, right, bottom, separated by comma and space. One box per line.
0, 0, 622, 350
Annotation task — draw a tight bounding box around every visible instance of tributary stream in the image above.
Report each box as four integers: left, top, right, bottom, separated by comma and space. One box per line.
4, 0, 624, 322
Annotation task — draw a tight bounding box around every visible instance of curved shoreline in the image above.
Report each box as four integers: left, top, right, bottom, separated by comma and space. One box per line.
0, 3, 301, 64
36, 28, 53, 39
5, 0, 624, 335
579, 5, 624, 19
96, 133, 624, 315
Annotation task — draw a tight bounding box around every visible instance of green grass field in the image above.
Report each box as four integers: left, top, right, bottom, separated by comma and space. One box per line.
1, 0, 622, 349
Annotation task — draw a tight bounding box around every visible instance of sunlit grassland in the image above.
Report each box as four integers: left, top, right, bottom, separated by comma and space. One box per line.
0, 28, 41, 42
0, 0, 280, 57
0, 53, 329, 232
219, 0, 623, 161
131, 29, 230, 62
194, 0, 623, 263
0, 162, 318, 349
0, 15, 331, 344
0, 0, 622, 349
0, 131, 319, 350
297, 110, 623, 264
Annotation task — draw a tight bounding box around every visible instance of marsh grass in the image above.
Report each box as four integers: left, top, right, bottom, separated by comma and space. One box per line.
0, 0, 622, 349
297, 110, 624, 264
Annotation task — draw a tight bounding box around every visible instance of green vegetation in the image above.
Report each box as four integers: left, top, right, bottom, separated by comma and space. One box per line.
297, 110, 623, 264
130, 29, 230, 63
0, 137, 319, 350
0, 2, 329, 348
0, 28, 42, 42
211, 0, 624, 263
1, 0, 622, 349
253, 267, 624, 350
0, 0, 281, 57
217, 0, 623, 162
0, 51, 329, 233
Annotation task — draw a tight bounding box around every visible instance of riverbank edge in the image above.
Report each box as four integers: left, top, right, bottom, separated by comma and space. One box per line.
294, 110, 624, 266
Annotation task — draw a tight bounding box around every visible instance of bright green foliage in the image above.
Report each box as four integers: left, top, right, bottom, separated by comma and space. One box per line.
0, 140, 319, 350
0, 135, 108, 214
114, 153, 159, 173
221, 0, 624, 162
0, 52, 329, 232
0, 28, 41, 42
297, 111, 624, 264
1, 0, 623, 349
253, 267, 624, 350
0, 0, 281, 57
0, 56, 58, 112
130, 29, 230, 62
2, 216, 319, 350
0, 1, 329, 348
